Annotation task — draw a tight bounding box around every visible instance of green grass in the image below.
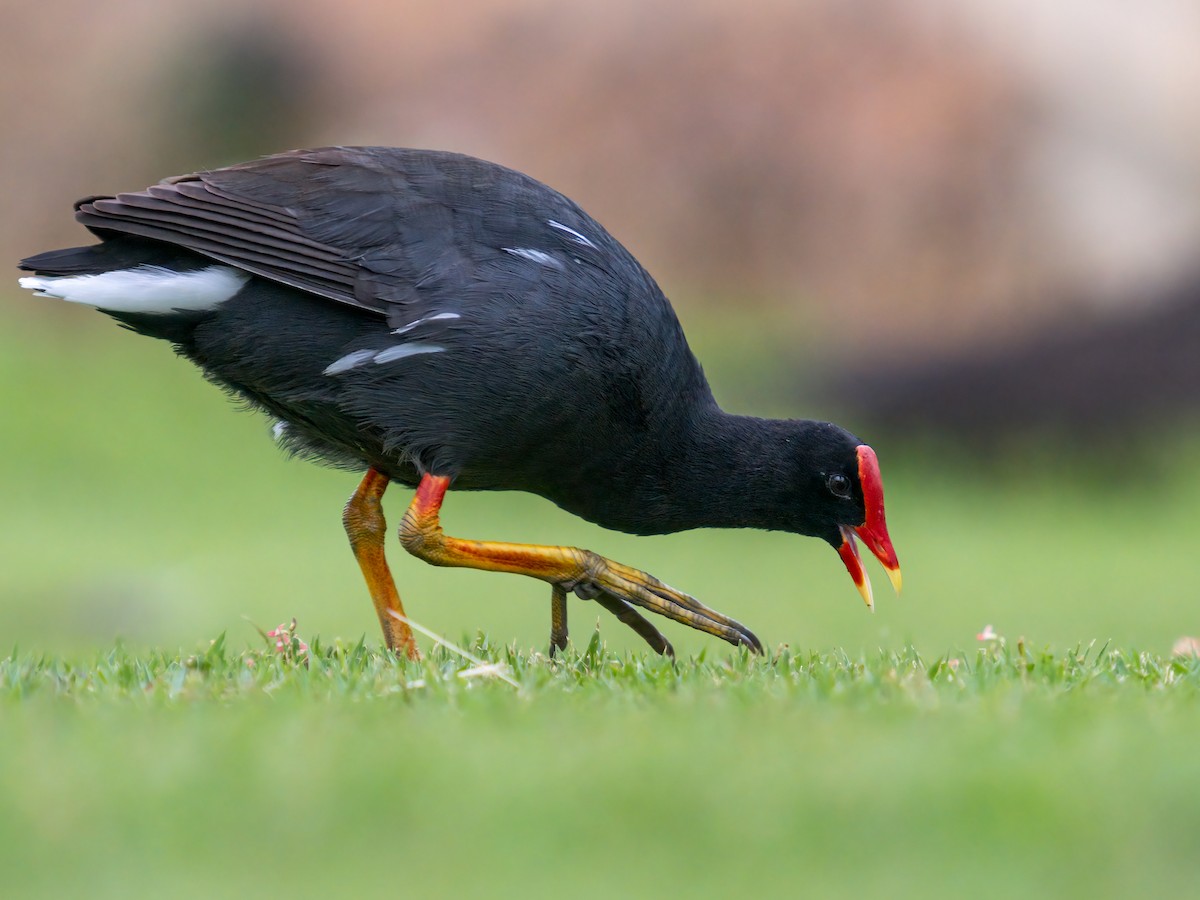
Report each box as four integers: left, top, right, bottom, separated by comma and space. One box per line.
4, 639, 1199, 897
3, 304, 1200, 897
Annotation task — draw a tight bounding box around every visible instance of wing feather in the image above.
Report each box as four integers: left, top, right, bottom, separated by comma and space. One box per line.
71, 146, 611, 322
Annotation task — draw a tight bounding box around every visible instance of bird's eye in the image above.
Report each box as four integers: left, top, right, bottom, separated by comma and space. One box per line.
827, 473, 852, 499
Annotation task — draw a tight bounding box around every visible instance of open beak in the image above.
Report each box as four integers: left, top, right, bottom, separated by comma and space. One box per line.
837, 445, 901, 610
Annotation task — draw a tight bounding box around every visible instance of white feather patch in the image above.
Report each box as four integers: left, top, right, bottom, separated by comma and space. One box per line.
391, 311, 461, 336
372, 342, 446, 365
324, 342, 446, 376
18, 265, 249, 313
547, 220, 597, 249
503, 247, 563, 269
323, 349, 377, 375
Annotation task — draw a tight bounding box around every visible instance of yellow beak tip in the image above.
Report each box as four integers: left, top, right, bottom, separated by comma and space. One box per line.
856, 576, 875, 612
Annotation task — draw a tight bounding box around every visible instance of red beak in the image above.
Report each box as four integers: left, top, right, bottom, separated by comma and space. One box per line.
836, 445, 902, 610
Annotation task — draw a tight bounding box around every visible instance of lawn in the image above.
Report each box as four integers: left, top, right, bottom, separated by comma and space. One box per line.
2, 305, 1199, 897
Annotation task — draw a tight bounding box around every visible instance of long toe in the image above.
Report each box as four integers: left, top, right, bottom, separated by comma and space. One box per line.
596, 560, 763, 653
593, 592, 675, 657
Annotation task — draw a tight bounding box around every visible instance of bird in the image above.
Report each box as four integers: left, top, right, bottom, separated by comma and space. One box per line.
18, 146, 901, 659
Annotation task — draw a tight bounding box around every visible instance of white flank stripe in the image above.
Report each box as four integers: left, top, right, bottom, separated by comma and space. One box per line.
324, 342, 447, 376
503, 247, 563, 269
391, 311, 461, 336
547, 219, 597, 249
323, 349, 377, 375
18, 265, 249, 313
372, 342, 446, 365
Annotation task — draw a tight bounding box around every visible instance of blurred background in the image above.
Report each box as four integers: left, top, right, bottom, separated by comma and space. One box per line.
3, 0, 1199, 655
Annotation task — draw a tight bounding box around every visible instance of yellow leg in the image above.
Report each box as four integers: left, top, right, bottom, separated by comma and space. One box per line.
399, 474, 761, 654
343, 468, 420, 659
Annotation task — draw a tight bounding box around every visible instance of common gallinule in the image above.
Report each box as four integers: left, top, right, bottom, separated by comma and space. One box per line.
18, 147, 901, 659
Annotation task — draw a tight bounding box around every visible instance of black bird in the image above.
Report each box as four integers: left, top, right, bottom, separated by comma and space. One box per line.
18, 147, 901, 658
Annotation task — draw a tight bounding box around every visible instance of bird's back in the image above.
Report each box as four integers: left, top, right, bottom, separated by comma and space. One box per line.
22, 147, 715, 525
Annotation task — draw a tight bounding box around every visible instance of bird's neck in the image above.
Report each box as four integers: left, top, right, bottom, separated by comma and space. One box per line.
627, 404, 820, 534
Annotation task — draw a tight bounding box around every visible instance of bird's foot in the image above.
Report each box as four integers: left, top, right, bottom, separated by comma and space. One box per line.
561, 553, 762, 654
549, 581, 675, 657
549, 583, 569, 656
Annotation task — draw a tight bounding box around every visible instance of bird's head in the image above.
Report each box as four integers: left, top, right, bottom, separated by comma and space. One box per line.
780, 424, 902, 610
827, 443, 901, 609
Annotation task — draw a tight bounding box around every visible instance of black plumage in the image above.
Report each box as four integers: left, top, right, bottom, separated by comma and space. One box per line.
19, 147, 901, 656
